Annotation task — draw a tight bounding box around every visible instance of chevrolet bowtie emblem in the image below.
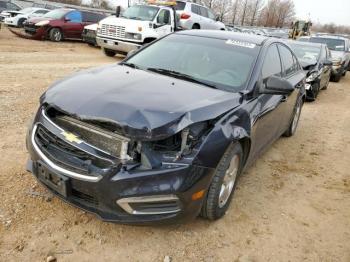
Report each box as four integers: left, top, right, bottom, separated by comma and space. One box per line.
61, 131, 82, 144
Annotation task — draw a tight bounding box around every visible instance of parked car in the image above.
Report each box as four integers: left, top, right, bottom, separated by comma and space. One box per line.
24, 8, 106, 41
309, 35, 350, 82
4, 7, 49, 27
96, 3, 180, 57
26, 31, 305, 224
82, 23, 97, 46
289, 41, 332, 100
0, 0, 21, 21
175, 1, 225, 30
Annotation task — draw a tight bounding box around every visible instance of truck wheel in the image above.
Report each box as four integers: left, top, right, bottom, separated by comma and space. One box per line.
200, 142, 243, 220
49, 28, 63, 42
18, 18, 26, 27
103, 48, 116, 57
192, 24, 200, 29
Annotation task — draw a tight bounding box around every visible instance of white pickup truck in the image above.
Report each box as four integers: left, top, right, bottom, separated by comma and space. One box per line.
96, 3, 178, 57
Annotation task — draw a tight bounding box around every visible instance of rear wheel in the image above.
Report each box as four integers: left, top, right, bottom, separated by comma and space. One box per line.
49, 28, 63, 42
103, 48, 116, 57
283, 97, 303, 137
200, 142, 243, 220
322, 76, 330, 90
192, 24, 200, 29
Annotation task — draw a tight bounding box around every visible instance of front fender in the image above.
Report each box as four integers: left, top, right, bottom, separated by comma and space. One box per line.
193, 107, 251, 169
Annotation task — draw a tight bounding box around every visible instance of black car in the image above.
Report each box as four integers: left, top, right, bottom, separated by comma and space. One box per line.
26, 31, 305, 224
288, 41, 332, 101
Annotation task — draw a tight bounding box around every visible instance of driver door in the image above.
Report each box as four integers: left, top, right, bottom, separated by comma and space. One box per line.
154, 9, 173, 37
62, 11, 84, 39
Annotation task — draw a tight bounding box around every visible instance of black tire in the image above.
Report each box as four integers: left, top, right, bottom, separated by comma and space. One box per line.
200, 142, 243, 220
17, 18, 26, 27
283, 97, 303, 137
342, 69, 347, 77
49, 28, 63, 42
192, 24, 200, 29
103, 48, 116, 57
331, 73, 341, 82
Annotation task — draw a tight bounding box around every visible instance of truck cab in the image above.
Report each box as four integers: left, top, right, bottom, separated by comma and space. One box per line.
96, 3, 177, 57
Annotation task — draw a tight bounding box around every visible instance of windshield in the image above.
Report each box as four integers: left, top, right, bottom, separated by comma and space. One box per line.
126, 34, 259, 92
43, 9, 69, 19
121, 5, 159, 21
310, 37, 345, 51
289, 43, 321, 65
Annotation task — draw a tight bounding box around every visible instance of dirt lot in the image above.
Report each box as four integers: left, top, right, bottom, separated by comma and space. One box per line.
0, 28, 349, 262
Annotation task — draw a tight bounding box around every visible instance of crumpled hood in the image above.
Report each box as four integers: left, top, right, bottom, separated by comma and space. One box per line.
42, 64, 242, 140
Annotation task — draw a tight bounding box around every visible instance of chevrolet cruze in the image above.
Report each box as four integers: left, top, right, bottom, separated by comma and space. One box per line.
26, 31, 305, 224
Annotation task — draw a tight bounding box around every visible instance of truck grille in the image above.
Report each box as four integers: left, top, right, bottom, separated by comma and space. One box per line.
100, 24, 126, 39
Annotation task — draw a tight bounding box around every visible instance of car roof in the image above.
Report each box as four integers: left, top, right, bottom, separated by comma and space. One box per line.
176, 30, 269, 45
286, 40, 324, 48
311, 35, 347, 41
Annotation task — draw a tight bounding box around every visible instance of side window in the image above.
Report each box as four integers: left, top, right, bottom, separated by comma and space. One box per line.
262, 45, 282, 80
65, 11, 82, 23
35, 10, 48, 14
279, 45, 296, 77
191, 4, 200, 15
199, 6, 208, 18
0, 2, 6, 8
157, 9, 170, 25
207, 9, 215, 20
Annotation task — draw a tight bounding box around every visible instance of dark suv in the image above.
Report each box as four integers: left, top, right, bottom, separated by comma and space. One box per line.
24, 8, 106, 41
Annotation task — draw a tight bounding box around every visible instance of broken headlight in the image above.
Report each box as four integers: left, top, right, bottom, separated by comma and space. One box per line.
130, 122, 211, 169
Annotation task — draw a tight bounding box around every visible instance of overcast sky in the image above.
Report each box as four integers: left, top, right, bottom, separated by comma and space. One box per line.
293, 0, 350, 26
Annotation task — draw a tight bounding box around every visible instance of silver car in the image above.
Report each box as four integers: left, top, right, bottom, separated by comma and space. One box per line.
175, 1, 225, 30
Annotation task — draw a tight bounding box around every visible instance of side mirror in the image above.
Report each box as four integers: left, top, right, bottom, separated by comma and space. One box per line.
259, 76, 295, 95
215, 15, 220, 21
323, 59, 333, 66
64, 17, 71, 22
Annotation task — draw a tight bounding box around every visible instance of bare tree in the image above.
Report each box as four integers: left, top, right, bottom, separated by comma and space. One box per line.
231, 0, 241, 25
250, 0, 262, 26
240, 0, 248, 25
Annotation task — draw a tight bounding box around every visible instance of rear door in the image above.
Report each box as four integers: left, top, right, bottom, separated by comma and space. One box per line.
62, 10, 83, 39
277, 44, 304, 132
190, 4, 202, 28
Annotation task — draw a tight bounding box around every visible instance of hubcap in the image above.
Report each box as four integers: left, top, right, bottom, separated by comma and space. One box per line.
54, 32, 61, 41
291, 101, 301, 133
218, 154, 239, 208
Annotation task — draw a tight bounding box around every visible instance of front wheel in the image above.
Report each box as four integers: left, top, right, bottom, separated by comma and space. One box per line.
283, 97, 303, 137
200, 142, 243, 220
103, 48, 116, 57
49, 28, 63, 42
17, 18, 26, 27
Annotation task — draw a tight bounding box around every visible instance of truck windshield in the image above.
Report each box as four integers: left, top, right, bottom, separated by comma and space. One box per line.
126, 34, 259, 92
121, 5, 159, 21
311, 37, 345, 51
43, 9, 69, 19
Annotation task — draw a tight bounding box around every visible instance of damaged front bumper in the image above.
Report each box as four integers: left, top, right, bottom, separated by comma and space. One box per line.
26, 108, 215, 224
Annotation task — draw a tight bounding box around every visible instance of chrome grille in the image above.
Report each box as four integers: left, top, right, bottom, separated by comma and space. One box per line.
100, 24, 126, 38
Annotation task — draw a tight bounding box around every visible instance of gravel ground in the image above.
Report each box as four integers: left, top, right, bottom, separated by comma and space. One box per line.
0, 28, 349, 262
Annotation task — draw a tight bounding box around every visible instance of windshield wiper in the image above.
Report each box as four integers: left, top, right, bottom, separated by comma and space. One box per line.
120, 62, 140, 69
146, 68, 218, 89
